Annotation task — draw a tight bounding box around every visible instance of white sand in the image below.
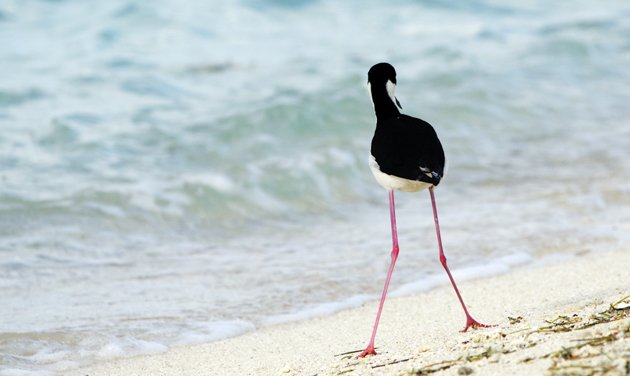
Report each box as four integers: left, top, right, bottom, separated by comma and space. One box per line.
76, 250, 629, 376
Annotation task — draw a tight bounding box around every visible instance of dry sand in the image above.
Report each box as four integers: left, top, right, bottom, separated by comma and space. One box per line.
76, 250, 629, 376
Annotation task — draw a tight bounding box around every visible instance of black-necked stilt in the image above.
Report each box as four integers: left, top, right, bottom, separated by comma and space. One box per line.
358, 62, 490, 358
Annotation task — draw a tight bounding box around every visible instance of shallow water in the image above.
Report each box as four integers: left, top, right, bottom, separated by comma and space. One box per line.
1, 0, 629, 374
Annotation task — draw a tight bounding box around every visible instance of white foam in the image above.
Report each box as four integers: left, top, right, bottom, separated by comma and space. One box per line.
0, 369, 55, 376
95, 338, 168, 358
27, 347, 72, 364
181, 172, 235, 193
263, 294, 374, 326
327, 147, 355, 167
530, 252, 577, 267
175, 320, 256, 345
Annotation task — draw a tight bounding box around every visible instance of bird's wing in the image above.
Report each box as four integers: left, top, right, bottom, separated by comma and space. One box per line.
371, 115, 445, 184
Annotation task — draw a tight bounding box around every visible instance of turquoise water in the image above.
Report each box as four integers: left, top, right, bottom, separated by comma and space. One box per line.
1, 0, 629, 374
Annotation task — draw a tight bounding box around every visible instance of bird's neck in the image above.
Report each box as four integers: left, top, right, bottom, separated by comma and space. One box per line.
370, 83, 401, 122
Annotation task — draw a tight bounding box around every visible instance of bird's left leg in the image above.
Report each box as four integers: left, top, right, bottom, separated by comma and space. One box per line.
357, 190, 400, 357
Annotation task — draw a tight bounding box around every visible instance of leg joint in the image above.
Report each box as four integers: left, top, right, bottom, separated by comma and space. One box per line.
439, 254, 447, 265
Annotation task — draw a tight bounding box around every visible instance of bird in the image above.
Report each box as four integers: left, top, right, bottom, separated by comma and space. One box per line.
358, 62, 491, 358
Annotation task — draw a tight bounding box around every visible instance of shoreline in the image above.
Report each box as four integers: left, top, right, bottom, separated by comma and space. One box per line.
76, 249, 629, 375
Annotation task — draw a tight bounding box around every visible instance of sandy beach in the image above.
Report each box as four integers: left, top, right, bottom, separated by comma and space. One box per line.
75, 249, 629, 376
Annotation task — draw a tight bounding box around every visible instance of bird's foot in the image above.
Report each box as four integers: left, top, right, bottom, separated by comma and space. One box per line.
461, 316, 495, 332
356, 345, 377, 358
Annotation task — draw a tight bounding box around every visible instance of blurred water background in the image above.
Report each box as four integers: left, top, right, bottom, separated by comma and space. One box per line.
1, 0, 629, 374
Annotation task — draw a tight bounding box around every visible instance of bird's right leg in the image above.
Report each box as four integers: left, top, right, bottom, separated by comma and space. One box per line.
428, 187, 492, 332
358, 190, 400, 358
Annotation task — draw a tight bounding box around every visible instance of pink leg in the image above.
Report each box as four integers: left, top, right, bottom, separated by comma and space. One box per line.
429, 187, 492, 332
358, 190, 400, 358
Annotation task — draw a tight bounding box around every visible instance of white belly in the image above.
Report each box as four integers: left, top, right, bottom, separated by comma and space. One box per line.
368, 155, 432, 192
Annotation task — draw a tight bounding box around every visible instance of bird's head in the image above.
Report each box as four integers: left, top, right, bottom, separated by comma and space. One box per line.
367, 62, 402, 111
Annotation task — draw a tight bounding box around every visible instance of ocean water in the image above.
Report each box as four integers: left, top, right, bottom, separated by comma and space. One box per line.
1, 0, 629, 374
